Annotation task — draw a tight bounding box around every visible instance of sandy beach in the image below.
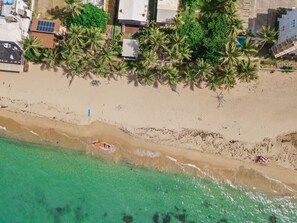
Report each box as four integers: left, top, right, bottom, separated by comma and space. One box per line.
0, 64, 297, 194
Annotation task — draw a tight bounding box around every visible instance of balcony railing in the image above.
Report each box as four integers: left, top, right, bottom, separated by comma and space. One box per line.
271, 36, 297, 58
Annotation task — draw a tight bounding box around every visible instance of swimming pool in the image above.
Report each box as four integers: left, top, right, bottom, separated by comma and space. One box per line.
3, 0, 15, 5
236, 37, 246, 47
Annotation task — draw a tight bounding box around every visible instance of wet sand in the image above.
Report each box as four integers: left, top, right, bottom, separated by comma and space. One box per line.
1, 110, 296, 196
1, 64, 297, 196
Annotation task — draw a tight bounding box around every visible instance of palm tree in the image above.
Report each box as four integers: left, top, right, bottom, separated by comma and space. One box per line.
228, 18, 243, 41
85, 27, 104, 52
138, 68, 155, 86
236, 59, 258, 82
113, 61, 127, 78
171, 13, 184, 30
79, 53, 93, 70
258, 26, 278, 48
162, 64, 179, 86
225, 3, 237, 20
239, 36, 257, 58
139, 50, 158, 69
99, 47, 117, 68
67, 25, 86, 48
91, 58, 109, 77
194, 58, 214, 87
167, 33, 192, 64
220, 41, 241, 66
60, 41, 84, 62
220, 65, 236, 90
65, 0, 84, 17
65, 54, 84, 76
42, 48, 59, 68
206, 74, 220, 91
21, 37, 43, 56
183, 67, 198, 90
146, 26, 169, 55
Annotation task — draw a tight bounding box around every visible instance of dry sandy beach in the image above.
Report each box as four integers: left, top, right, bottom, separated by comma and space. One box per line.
0, 64, 297, 194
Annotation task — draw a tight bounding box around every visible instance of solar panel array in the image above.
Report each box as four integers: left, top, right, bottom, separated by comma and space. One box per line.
36, 21, 55, 33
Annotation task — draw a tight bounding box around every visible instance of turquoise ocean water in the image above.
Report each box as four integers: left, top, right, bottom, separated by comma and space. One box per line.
0, 137, 296, 223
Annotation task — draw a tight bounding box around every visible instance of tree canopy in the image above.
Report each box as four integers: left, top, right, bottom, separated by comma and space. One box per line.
65, 3, 109, 31
177, 11, 204, 59
200, 12, 231, 64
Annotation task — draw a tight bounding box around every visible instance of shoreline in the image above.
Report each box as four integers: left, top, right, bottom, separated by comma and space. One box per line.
0, 64, 297, 195
1, 109, 297, 196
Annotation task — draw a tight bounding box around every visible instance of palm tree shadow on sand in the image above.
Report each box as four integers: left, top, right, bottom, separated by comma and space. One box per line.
46, 6, 67, 21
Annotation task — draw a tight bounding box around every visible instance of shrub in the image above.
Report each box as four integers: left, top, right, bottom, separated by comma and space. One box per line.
24, 49, 45, 62
65, 4, 109, 31
281, 65, 294, 72
260, 58, 277, 66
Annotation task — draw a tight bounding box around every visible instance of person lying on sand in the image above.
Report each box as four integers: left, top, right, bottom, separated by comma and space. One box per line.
255, 156, 268, 165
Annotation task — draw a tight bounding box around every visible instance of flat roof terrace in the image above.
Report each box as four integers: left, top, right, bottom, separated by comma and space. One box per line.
0, 41, 23, 64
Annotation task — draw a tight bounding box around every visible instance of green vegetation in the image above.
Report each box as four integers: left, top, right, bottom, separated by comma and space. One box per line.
260, 58, 277, 66
131, 0, 258, 90
200, 12, 232, 63
65, 3, 109, 31
281, 65, 294, 72
42, 26, 124, 78
24, 0, 263, 90
258, 25, 278, 48
21, 37, 45, 62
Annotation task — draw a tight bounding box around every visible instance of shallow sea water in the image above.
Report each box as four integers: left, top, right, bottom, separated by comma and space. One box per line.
0, 137, 296, 223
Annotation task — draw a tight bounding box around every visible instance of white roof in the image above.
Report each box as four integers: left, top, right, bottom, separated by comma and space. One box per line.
122, 39, 139, 58
15, 0, 29, 12
0, 0, 31, 44
277, 8, 297, 43
0, 16, 30, 44
0, 18, 22, 44
157, 0, 178, 10
118, 0, 148, 23
156, 0, 179, 23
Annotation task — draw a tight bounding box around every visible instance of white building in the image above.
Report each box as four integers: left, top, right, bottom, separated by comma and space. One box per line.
118, 0, 149, 26
122, 39, 139, 60
271, 8, 297, 58
0, 0, 32, 72
156, 0, 179, 24
0, 41, 24, 72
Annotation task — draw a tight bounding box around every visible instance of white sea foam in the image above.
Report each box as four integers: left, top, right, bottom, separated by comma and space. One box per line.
134, 150, 160, 158
184, 163, 208, 177
261, 173, 296, 193
0, 126, 7, 131
165, 155, 177, 162
29, 130, 39, 136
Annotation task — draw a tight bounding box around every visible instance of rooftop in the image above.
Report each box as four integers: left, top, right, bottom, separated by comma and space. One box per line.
0, 41, 23, 64
118, 0, 148, 23
157, 0, 179, 10
0, 17, 25, 43
30, 18, 61, 48
0, 0, 31, 43
156, 0, 179, 23
30, 18, 61, 33
122, 38, 139, 59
